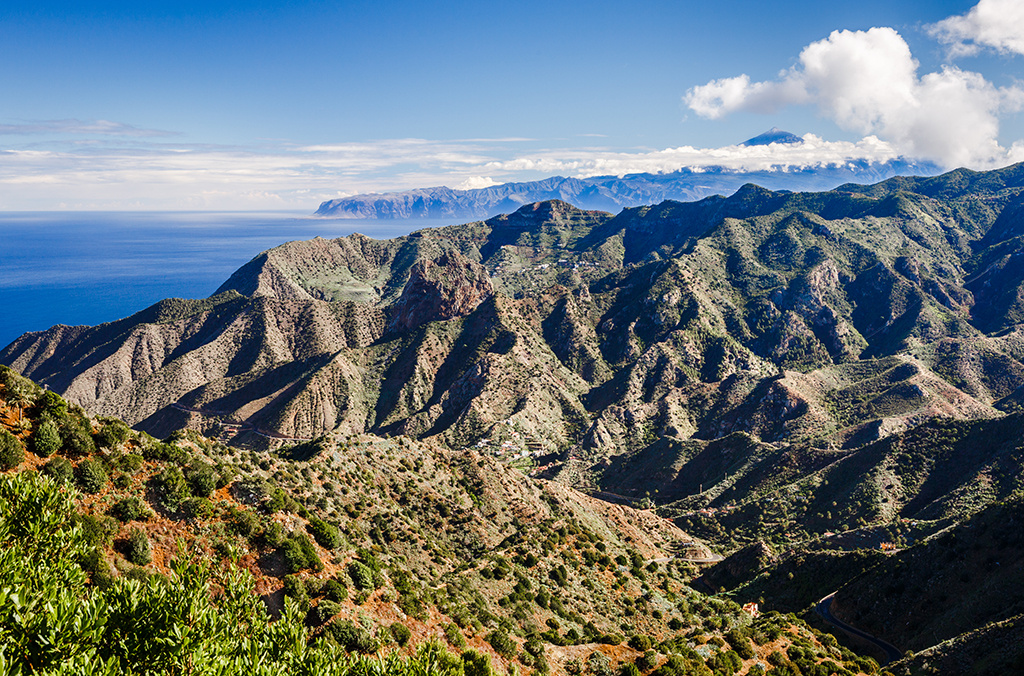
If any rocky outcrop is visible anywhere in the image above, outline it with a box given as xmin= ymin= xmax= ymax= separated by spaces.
xmin=388 ymin=251 xmax=493 ymax=333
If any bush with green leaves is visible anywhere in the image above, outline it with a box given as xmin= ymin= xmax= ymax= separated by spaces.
xmin=96 ymin=420 xmax=130 ymax=449
xmin=151 ymin=465 xmax=189 ymax=508
xmin=0 ymin=428 xmax=25 ymax=471
xmin=60 ymin=414 xmax=95 ymax=457
xmin=37 ymin=390 xmax=68 ymax=419
xmin=347 ymin=560 xmax=375 ymax=591
xmin=110 ymin=496 xmax=151 ymax=522
xmin=619 ymin=662 xmax=642 ymax=676
xmin=186 ymin=461 xmax=218 ymax=498
xmin=485 ymin=628 xmax=516 ymax=657
xmin=75 ymin=513 xmax=120 ymax=547
xmin=726 ymin=628 xmax=756 ymax=660
xmin=75 ymin=458 xmax=108 ymax=494
xmin=307 ymin=516 xmax=343 ymax=549
xmin=323 ymin=577 xmax=348 ymax=603
xmin=309 ymin=599 xmax=343 ymax=626
xmin=181 ymin=497 xmax=215 ymax=521
xmin=230 ymin=508 xmax=262 ymax=539
xmin=325 ymin=619 xmax=379 ymax=654
xmin=282 ymin=574 xmax=309 ymax=610
xmin=637 ymin=650 xmax=658 ymax=671
xmin=462 ymin=649 xmax=493 ymax=676
xmin=124 ymin=527 xmax=152 ymax=566
xmin=444 ymin=623 xmax=466 ymax=650
xmin=281 ymin=532 xmax=322 ymax=573
xmin=42 ymin=456 xmax=74 ymax=484
xmin=32 ymin=417 xmax=61 ymax=457
xmin=390 ymin=622 xmax=412 ymax=647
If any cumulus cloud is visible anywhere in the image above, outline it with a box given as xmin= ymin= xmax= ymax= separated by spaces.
xmin=456 ymin=176 xmax=500 ymax=190
xmin=927 ymin=0 xmax=1024 ymax=57
xmin=684 ymin=24 xmax=1024 ymax=168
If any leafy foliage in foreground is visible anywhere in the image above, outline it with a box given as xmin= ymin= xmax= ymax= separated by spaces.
xmin=0 ymin=471 xmax=474 ymax=676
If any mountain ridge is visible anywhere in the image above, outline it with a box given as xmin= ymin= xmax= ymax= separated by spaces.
xmin=315 ymin=159 xmax=942 ymax=220
xmin=7 ymin=163 xmax=1024 ymax=671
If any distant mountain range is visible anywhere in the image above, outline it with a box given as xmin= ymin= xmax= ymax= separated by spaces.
xmin=315 ymin=130 xmax=940 ymax=219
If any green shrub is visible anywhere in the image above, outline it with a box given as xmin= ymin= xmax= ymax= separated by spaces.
xmin=75 ymin=458 xmax=108 ymax=493
xmin=0 ymin=428 xmax=25 ymax=470
xmin=124 ymin=527 xmax=152 ymax=566
xmin=37 ymin=390 xmax=68 ymax=419
xmin=96 ymin=420 xmax=130 ymax=449
xmin=391 ymin=621 xmax=412 ymax=646
xmin=186 ymin=462 xmax=217 ymax=498
xmin=60 ymin=415 xmax=95 ymax=457
xmin=181 ymin=497 xmax=214 ymax=521
xmin=281 ymin=532 xmax=321 ymax=573
xmin=79 ymin=548 xmax=114 ymax=588
xmin=32 ymin=418 xmax=61 ymax=457
xmin=262 ymin=521 xmax=286 ymax=548
xmin=151 ymin=466 xmax=188 ymax=508
xmin=309 ymin=599 xmax=342 ymax=625
xmin=42 ymin=456 xmax=74 ymax=484
xmin=486 ymin=628 xmax=516 ymax=657
xmin=326 ymin=619 xmax=378 ymax=653
xmin=628 ymin=634 xmax=652 ymax=651
xmin=142 ymin=440 xmax=188 ymax=465
xmin=637 ymin=650 xmax=657 ymax=671
xmin=110 ymin=496 xmax=150 ymax=522
xmin=323 ymin=577 xmax=348 ymax=602
xmin=726 ymin=628 xmax=756 ymax=660
xmin=116 ymin=453 xmax=145 ymax=473
xmin=75 ymin=513 xmax=119 ymax=547
xmin=230 ymin=508 xmax=262 ymax=539
xmin=348 ymin=560 xmax=375 ymax=591
xmin=282 ymin=574 xmax=308 ymax=609
xmin=462 ymin=649 xmax=493 ymax=676
xmin=445 ymin=623 xmax=466 ymax=650
xmin=620 ymin=663 xmax=641 ymax=676
xmin=307 ymin=516 xmax=343 ymax=549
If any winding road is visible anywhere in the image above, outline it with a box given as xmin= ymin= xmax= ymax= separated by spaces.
xmin=815 ymin=592 xmax=903 ymax=666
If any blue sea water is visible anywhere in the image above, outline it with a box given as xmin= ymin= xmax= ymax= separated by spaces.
xmin=0 ymin=211 xmax=447 ymax=350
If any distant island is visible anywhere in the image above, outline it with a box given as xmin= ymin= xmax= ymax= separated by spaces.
xmin=315 ymin=130 xmax=939 ymax=219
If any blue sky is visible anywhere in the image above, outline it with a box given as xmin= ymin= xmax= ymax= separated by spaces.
xmin=1 ymin=0 xmax=1021 ymax=209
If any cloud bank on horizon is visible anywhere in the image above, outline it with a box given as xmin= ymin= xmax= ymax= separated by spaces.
xmin=684 ymin=0 xmax=1024 ymax=169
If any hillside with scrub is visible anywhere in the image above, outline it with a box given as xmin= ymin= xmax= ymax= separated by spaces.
xmin=0 ymin=365 xmax=877 ymax=675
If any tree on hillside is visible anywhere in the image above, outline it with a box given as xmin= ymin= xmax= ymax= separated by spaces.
xmin=8 ymin=388 xmax=32 ymax=424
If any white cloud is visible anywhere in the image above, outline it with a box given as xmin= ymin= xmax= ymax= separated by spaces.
xmin=684 ymin=26 xmax=1024 ymax=168
xmin=685 ymin=74 xmax=808 ymax=119
xmin=927 ymin=0 xmax=1024 ymax=57
xmin=484 ymin=134 xmax=901 ymax=177
xmin=456 ymin=176 xmax=499 ymax=190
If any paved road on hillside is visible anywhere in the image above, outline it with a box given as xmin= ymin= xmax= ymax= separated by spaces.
xmin=815 ymin=592 xmax=903 ymax=665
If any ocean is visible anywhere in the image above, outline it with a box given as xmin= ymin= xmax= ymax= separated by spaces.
xmin=0 ymin=211 xmax=449 ymax=349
